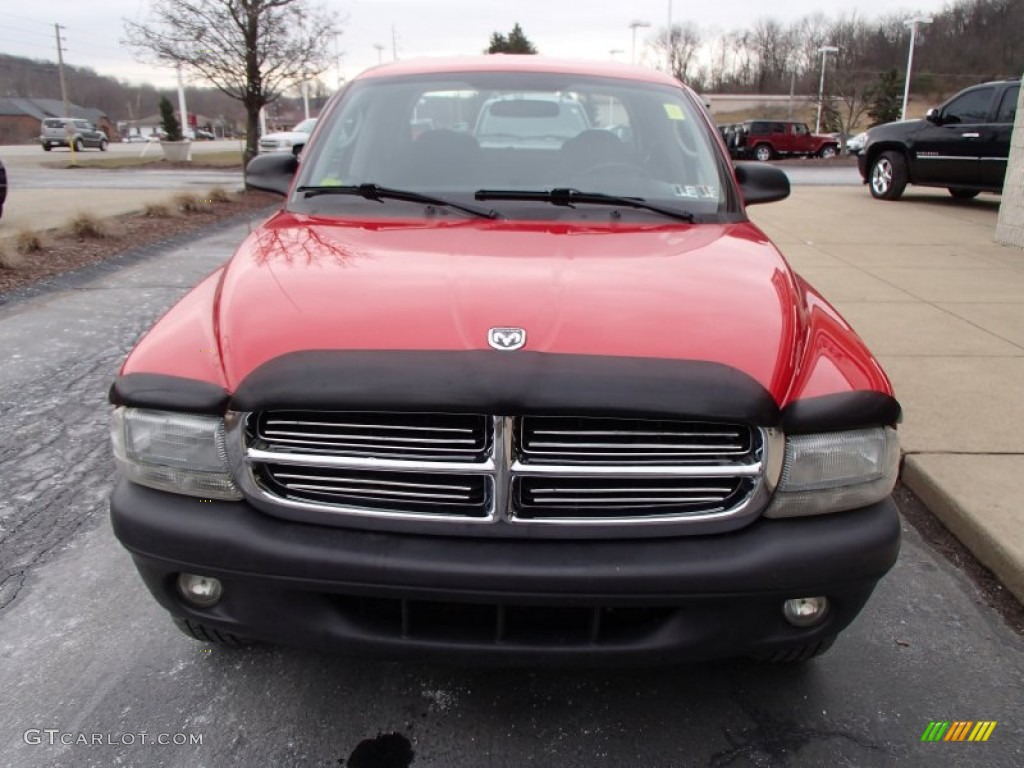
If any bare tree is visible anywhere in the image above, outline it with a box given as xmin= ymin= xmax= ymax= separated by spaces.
xmin=652 ymin=22 xmax=703 ymax=83
xmin=123 ymin=0 xmax=340 ymax=161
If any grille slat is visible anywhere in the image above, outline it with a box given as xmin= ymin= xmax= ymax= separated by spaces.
xmin=258 ymin=463 xmax=490 ymax=516
xmin=515 ymin=476 xmax=749 ymax=518
xmin=254 ymin=411 xmax=489 ymax=460
xmin=519 ymin=416 xmax=752 ymax=465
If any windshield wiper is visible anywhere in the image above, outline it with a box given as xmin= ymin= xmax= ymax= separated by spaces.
xmin=474 ymin=188 xmax=695 ymax=223
xmin=296 ymin=183 xmax=501 ymax=219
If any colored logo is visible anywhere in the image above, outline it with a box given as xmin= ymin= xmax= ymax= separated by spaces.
xmin=487 ymin=327 xmax=527 ymax=351
xmin=921 ymin=721 xmax=997 ymax=742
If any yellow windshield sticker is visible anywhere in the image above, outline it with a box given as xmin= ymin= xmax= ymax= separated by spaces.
xmin=663 ymin=103 xmax=685 ymax=120
xmin=318 ymin=176 xmax=343 ymax=186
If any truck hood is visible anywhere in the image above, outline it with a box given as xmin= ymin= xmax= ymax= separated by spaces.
xmin=212 ymin=212 xmax=802 ymax=399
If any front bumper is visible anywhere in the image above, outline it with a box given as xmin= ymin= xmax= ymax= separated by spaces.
xmin=111 ymin=480 xmax=900 ymax=664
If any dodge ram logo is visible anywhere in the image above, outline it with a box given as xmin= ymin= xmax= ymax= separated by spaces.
xmin=488 ymin=327 xmax=526 ymax=351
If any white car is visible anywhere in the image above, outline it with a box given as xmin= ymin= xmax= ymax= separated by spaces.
xmin=259 ymin=118 xmax=317 ymax=153
xmin=847 ymin=131 xmax=868 ymax=156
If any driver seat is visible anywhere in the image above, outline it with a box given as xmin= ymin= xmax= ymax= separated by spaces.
xmin=557 ymin=130 xmax=631 ymax=182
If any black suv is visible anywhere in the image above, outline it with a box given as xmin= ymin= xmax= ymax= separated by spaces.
xmin=859 ymin=79 xmax=1019 ymax=200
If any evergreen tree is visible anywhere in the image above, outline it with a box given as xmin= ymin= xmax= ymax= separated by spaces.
xmin=158 ymin=95 xmax=182 ymax=141
xmin=486 ymin=23 xmax=538 ymax=54
xmin=867 ymin=69 xmax=903 ymax=126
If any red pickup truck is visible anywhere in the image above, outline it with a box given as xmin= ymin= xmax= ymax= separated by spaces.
xmin=109 ymin=56 xmax=900 ymax=665
xmin=729 ymin=119 xmax=841 ymax=161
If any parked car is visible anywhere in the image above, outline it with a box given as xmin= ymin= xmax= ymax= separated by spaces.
xmin=0 ymin=157 xmax=6 ymax=222
xmin=473 ymin=93 xmax=591 ymax=149
xmin=39 ymin=117 xmax=108 ymax=152
xmin=846 ymin=131 xmax=868 ymax=156
xmin=110 ymin=56 xmax=902 ymax=665
xmin=731 ymin=120 xmax=840 ymax=161
xmin=194 ymin=129 xmax=216 ymax=140
xmin=258 ymin=117 xmax=317 ymax=153
xmin=859 ymin=79 xmax=1019 ymax=200
xmin=121 ymin=134 xmax=147 ymax=144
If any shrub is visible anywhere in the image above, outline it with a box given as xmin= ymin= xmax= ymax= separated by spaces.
xmin=68 ymin=213 xmax=106 ymax=239
xmin=0 ymin=246 xmax=25 ymax=270
xmin=142 ymin=203 xmax=173 ymax=218
xmin=174 ymin=193 xmax=207 ymax=213
xmin=15 ymin=229 xmax=43 ymax=254
xmin=207 ymin=186 xmax=233 ymax=203
xmin=159 ymin=96 xmax=183 ymax=142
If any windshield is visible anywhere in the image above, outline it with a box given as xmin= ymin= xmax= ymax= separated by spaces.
xmin=296 ymin=70 xmax=732 ymax=221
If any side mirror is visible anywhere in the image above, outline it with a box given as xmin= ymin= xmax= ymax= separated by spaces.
xmin=245 ymin=152 xmax=298 ymax=196
xmin=734 ymin=162 xmax=790 ymax=206
xmin=925 ymin=108 xmax=941 ymax=124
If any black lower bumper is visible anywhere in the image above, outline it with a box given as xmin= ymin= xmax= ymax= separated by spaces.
xmin=110 ymin=480 xmax=900 ymax=664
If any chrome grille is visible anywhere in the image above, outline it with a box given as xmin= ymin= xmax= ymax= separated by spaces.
xmin=257 ymin=463 xmax=490 ymax=517
xmin=519 ymin=416 xmax=751 ymax=464
xmin=252 ymin=411 xmax=489 ymax=461
xmin=235 ymin=411 xmax=775 ymax=536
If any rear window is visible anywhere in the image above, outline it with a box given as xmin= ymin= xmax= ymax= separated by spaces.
xmin=43 ymin=119 xmax=65 ymax=128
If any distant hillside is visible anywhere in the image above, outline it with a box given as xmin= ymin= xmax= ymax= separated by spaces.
xmin=0 ymin=53 xmax=246 ymax=125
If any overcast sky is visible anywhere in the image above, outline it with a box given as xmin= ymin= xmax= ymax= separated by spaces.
xmin=1 ymin=0 xmax=951 ymax=90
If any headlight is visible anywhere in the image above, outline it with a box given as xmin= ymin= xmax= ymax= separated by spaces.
xmin=111 ymin=407 xmax=242 ymax=500
xmin=765 ymin=427 xmax=899 ymax=518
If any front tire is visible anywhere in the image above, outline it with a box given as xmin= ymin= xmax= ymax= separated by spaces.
xmin=172 ymin=617 xmax=253 ymax=646
xmin=754 ymin=144 xmax=773 ymax=162
xmin=73 ymin=138 xmax=83 ymax=152
xmin=750 ymin=635 xmax=836 ymax=663
xmin=869 ymin=151 xmax=907 ymax=200
xmin=99 ymin=139 xmax=108 ymax=151
xmin=42 ymin=143 xmax=52 ymax=152
xmin=948 ymin=188 xmax=979 ymax=200
xmin=819 ymin=145 xmax=838 ymax=159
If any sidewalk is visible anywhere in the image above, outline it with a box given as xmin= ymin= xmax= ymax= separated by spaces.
xmin=750 ymin=185 xmax=1024 ymax=603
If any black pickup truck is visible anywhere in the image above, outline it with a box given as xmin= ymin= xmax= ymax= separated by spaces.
xmin=860 ymin=79 xmax=1019 ymax=200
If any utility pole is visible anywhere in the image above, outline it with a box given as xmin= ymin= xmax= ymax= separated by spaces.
xmin=54 ymin=23 xmax=76 ymax=165
xmin=176 ymin=63 xmax=191 ymax=160
xmin=374 ymin=44 xmax=385 ymax=65
xmin=392 ymin=25 xmax=398 ymax=61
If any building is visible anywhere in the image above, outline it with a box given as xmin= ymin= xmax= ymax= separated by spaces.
xmin=0 ymin=98 xmax=113 ymax=144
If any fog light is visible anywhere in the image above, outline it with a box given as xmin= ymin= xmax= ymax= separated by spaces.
xmin=177 ymin=573 xmax=223 ymax=607
xmin=783 ymin=596 xmax=829 ymax=627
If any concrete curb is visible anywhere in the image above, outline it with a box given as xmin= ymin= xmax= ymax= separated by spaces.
xmin=903 ymin=455 xmax=1024 ymax=604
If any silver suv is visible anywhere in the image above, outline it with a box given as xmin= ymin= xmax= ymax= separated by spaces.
xmin=40 ymin=118 xmax=109 ymax=152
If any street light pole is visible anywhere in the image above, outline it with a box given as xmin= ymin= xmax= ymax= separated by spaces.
xmin=901 ymin=17 xmax=932 ymax=121
xmin=666 ymin=0 xmax=673 ymax=73
xmin=815 ymin=45 xmax=839 ymax=134
xmin=629 ymin=20 xmax=651 ymax=64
